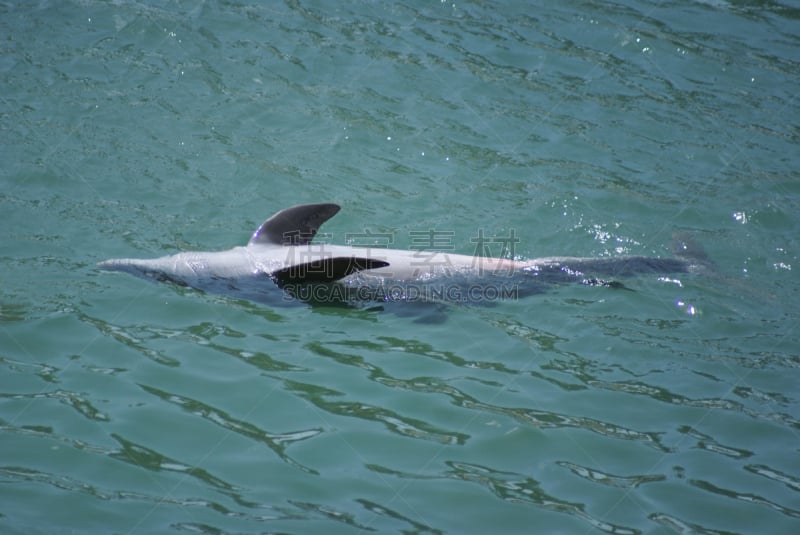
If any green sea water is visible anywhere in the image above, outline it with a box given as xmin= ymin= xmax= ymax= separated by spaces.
xmin=2 ymin=1 xmax=799 ymax=533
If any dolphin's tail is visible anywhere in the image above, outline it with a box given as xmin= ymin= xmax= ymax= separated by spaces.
xmin=670 ymin=232 xmax=712 ymax=273
xmin=518 ymin=234 xmax=711 ymax=288
xmin=543 ymin=234 xmax=711 ymax=278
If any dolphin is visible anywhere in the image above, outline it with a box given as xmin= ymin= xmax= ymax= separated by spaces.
xmin=98 ymin=202 xmax=704 ymax=306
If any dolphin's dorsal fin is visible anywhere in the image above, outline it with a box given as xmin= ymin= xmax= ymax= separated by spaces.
xmin=270 ymin=257 xmax=390 ymax=286
xmin=249 ymin=203 xmax=341 ymax=246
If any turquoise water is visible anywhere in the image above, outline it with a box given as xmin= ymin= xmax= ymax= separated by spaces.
xmin=2 ymin=0 xmax=799 ymax=533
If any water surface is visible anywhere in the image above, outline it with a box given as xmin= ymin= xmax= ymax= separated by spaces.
xmin=2 ymin=1 xmax=799 ymax=533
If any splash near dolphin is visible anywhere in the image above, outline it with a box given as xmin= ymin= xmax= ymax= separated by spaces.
xmin=98 ymin=203 xmax=705 ymax=306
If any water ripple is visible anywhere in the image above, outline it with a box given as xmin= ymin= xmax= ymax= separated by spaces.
xmin=82 ymin=313 xmax=306 ymax=372
xmin=356 ymin=498 xmax=443 ymax=535
xmin=690 ymin=478 xmax=800 ymax=519
xmin=0 ymin=354 xmax=60 ymax=383
xmin=139 ymin=383 xmax=322 ymax=473
xmin=279 ymin=378 xmax=468 ymax=445
xmin=375 ymin=373 xmax=670 ymax=452
xmin=321 ymin=336 xmax=585 ymax=392
xmin=467 ymin=401 xmax=671 ymax=452
xmin=110 ymin=432 xmax=236 ymax=491
xmin=744 ymin=464 xmax=800 ymax=493
xmin=0 ymin=417 xmax=108 ymax=455
xmin=0 ymin=389 xmax=108 ymax=421
xmin=648 ymin=512 xmax=736 ymax=535
xmin=368 ymin=461 xmax=641 ymax=534
xmin=288 ymin=500 xmax=376 ymax=533
xmin=0 ymin=465 xmax=291 ymax=526
xmin=556 ymin=460 xmax=666 ymax=488
xmin=305 ymin=337 xmax=670 ymax=451
xmin=678 ymin=426 xmax=753 ymax=459
xmin=544 ymin=357 xmax=800 ymax=435
xmin=184 ymin=321 xmax=307 ymax=373
xmin=80 ymin=312 xmax=180 ymax=367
